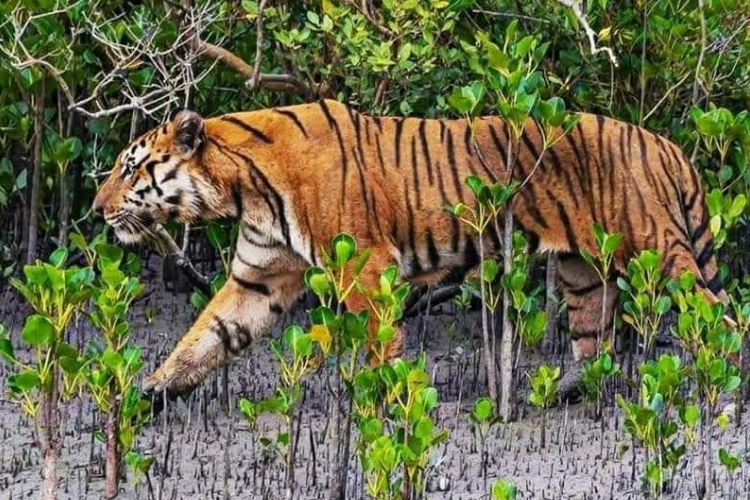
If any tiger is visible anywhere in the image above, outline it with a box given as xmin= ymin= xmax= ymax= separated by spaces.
xmin=92 ymin=99 xmax=727 ymax=401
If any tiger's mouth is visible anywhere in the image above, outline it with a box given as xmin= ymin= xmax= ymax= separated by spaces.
xmin=107 ymin=211 xmax=157 ymax=244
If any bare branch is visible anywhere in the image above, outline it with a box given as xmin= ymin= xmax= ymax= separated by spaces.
xmin=643 ymin=73 xmax=691 ymax=123
xmin=152 ymin=224 xmax=211 ymax=296
xmin=554 ymin=0 xmax=618 ymax=66
xmin=248 ymin=0 xmax=270 ymax=90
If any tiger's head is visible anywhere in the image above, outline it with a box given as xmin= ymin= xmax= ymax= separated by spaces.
xmin=93 ymin=110 xmax=208 ymax=244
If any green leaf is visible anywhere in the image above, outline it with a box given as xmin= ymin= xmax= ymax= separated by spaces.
xmin=0 ymin=337 xmax=15 ymax=363
xmin=12 ymin=370 xmax=41 ymax=391
xmin=22 ymin=315 xmax=54 ymax=347
xmin=49 ymin=247 xmax=68 ymax=268
xmin=101 ymin=348 xmax=124 ymax=373
xmin=472 ymin=397 xmax=493 ymax=421
xmin=332 ymin=233 xmax=357 ymax=267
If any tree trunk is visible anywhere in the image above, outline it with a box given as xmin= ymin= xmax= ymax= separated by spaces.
xmin=26 ymin=83 xmax=44 ymax=264
xmin=499 ymin=208 xmax=515 ymax=419
xmin=105 ymin=389 xmax=120 ymax=499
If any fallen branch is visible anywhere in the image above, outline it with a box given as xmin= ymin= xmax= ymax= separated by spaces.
xmin=555 ymin=0 xmax=618 ymax=66
xmin=404 ymin=285 xmax=463 ymax=318
xmin=152 ymin=224 xmax=212 ymax=296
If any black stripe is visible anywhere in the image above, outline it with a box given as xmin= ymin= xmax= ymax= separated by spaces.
xmin=303 ymin=211 xmax=317 ymax=265
xmin=706 ymin=273 xmax=724 ymax=294
xmin=235 ymin=252 xmax=266 ymax=271
xmin=518 ymin=189 xmax=550 ymax=230
xmin=404 ymin=178 xmax=420 ymax=274
xmin=418 ymin=121 xmax=434 ymax=185
xmin=273 ymin=108 xmax=308 ymax=137
xmin=213 ymin=315 xmax=240 ymax=355
xmin=352 ymin=147 xmax=374 ymax=238
xmin=411 ymin=136 xmax=422 ymax=209
xmin=696 ymin=240 xmax=715 ymax=268
xmin=348 ymin=107 xmax=366 ymax=164
xmin=234 ymin=322 xmax=252 ymax=346
xmin=240 ymin=225 xmax=279 ymax=248
xmin=446 ymin=131 xmax=464 ymax=202
xmin=319 ymin=101 xmax=350 ymax=211
xmin=464 ymin=125 xmax=474 ymax=157
xmin=232 ymin=274 xmax=271 ymax=296
xmin=375 ymin=132 xmax=387 ymax=176
xmin=488 ymin=123 xmax=508 ymax=165
xmin=691 ymin=213 xmax=709 ymax=244
xmin=395 ymin=119 xmax=405 ymax=168
xmin=463 ymin=238 xmax=479 ymax=268
xmin=232 ymin=180 xmax=243 ymax=216
xmin=161 ymin=164 xmax=180 ymax=183
xmin=426 ymin=230 xmax=440 ymax=269
xmin=221 ymin=116 xmax=273 ymax=144
xmin=269 ymin=303 xmax=283 ymax=314
xmin=145 ymin=161 xmax=163 ymax=196
xmin=235 ymin=152 xmax=291 ymax=247
xmin=164 ymin=192 xmax=182 ymax=206
xmin=556 ymin=199 xmax=578 ymax=250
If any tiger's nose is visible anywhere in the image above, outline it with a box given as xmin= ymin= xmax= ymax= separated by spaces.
xmin=92 ymin=198 xmax=104 ymax=218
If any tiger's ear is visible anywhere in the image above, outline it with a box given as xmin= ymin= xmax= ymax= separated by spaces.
xmin=173 ymin=110 xmax=204 ymax=156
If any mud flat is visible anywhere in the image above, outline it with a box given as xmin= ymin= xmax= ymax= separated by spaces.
xmin=1 ymin=282 xmax=749 ymax=500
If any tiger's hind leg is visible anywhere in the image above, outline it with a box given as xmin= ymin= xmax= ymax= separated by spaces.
xmin=556 ymin=254 xmax=619 ymax=401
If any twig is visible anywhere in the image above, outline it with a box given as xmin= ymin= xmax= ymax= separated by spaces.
xmin=345 ymin=0 xmax=394 ymax=36
xmin=555 ymin=0 xmax=618 ymax=66
xmin=692 ymin=0 xmax=707 ymax=105
xmin=642 ymin=74 xmax=690 ymax=123
xmin=471 ymin=8 xmax=550 ymax=24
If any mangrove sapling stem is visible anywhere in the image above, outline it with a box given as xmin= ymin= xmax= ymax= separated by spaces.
xmin=499 ymin=141 xmax=519 ymax=420
xmin=105 ymin=386 xmax=120 ymax=499
xmin=285 ymin=412 xmax=295 ymax=498
xmin=39 ymin=364 xmax=60 ymax=500
xmin=478 ymin=233 xmax=499 ymax=412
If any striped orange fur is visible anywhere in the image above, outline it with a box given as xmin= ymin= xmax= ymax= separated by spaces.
xmin=93 ymin=100 xmax=725 ymax=396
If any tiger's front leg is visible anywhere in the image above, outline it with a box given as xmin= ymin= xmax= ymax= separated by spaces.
xmin=143 ymin=263 xmax=305 ymax=396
